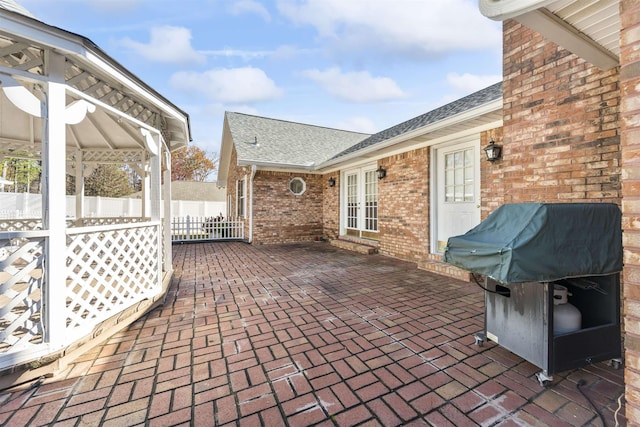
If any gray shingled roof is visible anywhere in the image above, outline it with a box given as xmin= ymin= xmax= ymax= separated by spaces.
xmin=331 ymin=82 xmax=502 ymax=160
xmin=225 ymin=82 xmax=502 ymax=169
xmin=226 ymin=112 xmax=370 ymax=167
xmin=0 ymin=0 xmax=35 ymax=18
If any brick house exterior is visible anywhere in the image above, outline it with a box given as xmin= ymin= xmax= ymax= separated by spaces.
xmin=479 ymin=0 xmax=638 ymax=422
xmin=218 ymin=87 xmax=502 ymax=258
xmin=218 ymin=0 xmax=640 ymax=419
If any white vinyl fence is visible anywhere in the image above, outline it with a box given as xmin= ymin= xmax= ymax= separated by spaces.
xmin=0 ymin=192 xmax=226 ymax=219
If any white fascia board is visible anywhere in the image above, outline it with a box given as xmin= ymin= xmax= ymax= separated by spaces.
xmin=238 ymin=159 xmax=315 ymax=171
xmin=479 ymin=0 xmax=557 ymax=20
xmin=217 ymin=118 xmax=234 ymax=182
xmin=319 ymin=97 xmax=502 ymax=169
xmin=82 ymin=50 xmax=189 ymax=125
xmin=0 ymin=14 xmax=87 ymax=56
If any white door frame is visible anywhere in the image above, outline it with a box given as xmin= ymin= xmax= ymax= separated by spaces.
xmin=430 ymin=137 xmax=481 ymax=254
xmin=340 ymin=163 xmax=379 ymax=239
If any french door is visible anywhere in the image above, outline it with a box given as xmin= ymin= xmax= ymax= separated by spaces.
xmin=343 ymin=165 xmax=379 ymax=240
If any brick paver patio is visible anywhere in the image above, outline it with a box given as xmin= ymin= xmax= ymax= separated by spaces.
xmin=0 ymin=242 xmax=626 ymax=426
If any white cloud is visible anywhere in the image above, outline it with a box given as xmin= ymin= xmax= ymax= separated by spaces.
xmin=198 ymin=45 xmax=319 ymax=61
xmin=120 ymin=26 xmax=206 ymax=64
xmin=170 ymin=67 xmax=284 ymax=103
xmin=277 ymin=0 xmax=501 ymax=59
xmin=87 ymin=0 xmax=142 ymax=12
xmin=446 ymin=72 xmax=502 ymax=93
xmin=228 ymin=0 xmax=271 ymax=22
xmin=335 ymin=116 xmax=378 ymax=134
xmin=302 ymin=67 xmax=406 ymax=103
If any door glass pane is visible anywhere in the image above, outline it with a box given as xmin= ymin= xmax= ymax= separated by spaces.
xmin=347 ymin=174 xmax=358 ymax=229
xmin=444 ymin=148 xmax=475 ymax=203
xmin=364 ymin=170 xmax=378 ymax=231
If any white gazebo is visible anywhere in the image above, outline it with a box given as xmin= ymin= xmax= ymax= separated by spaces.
xmin=0 ymin=4 xmax=191 ymax=380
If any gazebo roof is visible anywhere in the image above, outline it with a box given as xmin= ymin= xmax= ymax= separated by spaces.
xmin=0 ymin=0 xmax=35 ymax=18
xmin=0 ymin=2 xmax=191 ymax=157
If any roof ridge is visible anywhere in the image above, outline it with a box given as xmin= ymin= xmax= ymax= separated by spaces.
xmin=225 ymin=111 xmax=370 ymax=136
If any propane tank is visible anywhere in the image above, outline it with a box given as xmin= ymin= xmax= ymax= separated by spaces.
xmin=553 ymin=284 xmax=581 ymax=335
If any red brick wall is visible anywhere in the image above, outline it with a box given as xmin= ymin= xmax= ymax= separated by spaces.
xmin=499 ymin=15 xmax=631 ymax=420
xmin=620 ymin=0 xmax=640 ymax=423
xmin=252 ymin=171 xmax=324 ymax=244
xmin=480 ymin=127 xmax=504 ymax=219
xmin=486 ymin=20 xmax=621 ymax=209
xmin=378 ymin=148 xmax=431 ymax=262
xmin=323 ymin=173 xmax=340 ymax=240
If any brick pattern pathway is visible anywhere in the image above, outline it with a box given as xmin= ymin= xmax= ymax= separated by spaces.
xmin=0 ymin=242 xmax=626 ymax=426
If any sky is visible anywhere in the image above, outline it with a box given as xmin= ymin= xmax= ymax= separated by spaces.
xmin=19 ymin=0 xmax=503 ymax=166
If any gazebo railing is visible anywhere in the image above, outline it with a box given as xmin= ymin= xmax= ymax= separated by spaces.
xmin=0 ymin=220 xmax=162 ymax=370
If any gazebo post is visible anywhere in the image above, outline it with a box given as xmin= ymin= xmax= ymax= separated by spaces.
xmin=42 ymin=52 xmax=67 ymax=350
xmin=162 ymin=146 xmax=172 ymax=274
xmin=146 ymin=132 xmax=163 ymax=283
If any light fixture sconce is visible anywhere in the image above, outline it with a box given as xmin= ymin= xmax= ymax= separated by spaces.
xmin=483 ymin=139 xmax=502 ymax=162
xmin=376 ymin=166 xmax=387 ymax=180
xmin=328 ymin=177 xmax=336 ymax=187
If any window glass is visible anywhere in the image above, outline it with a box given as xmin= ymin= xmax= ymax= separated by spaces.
xmin=289 ymin=177 xmax=306 ymax=195
xmin=444 ymin=148 xmax=474 ymax=202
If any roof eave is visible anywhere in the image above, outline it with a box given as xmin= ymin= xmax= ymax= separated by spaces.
xmin=319 ymin=97 xmax=503 ymax=169
xmin=479 ymin=0 xmax=619 ymax=70
xmin=238 ymin=159 xmax=316 ymax=171
xmin=479 ymin=0 xmax=556 ymax=20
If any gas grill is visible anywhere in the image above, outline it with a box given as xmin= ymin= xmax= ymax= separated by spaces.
xmin=443 ymin=203 xmax=622 ymax=385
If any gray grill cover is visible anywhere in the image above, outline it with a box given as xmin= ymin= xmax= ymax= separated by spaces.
xmin=443 ymin=203 xmax=622 ymax=283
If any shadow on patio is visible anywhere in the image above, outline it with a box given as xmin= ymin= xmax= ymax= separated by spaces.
xmin=0 ymin=242 xmax=626 ymax=426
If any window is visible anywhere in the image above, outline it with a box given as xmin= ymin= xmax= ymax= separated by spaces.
xmin=236 ymin=178 xmax=245 ymax=217
xmin=444 ymin=148 xmax=474 ymax=202
xmin=289 ymin=177 xmax=306 ymax=195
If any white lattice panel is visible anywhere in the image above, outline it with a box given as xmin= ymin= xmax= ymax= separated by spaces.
xmin=80 ymin=150 xmax=144 ymax=163
xmin=65 ymin=225 xmax=160 ymax=334
xmin=0 ymin=219 xmax=43 ymax=231
xmin=66 ymin=59 xmax=158 ymax=127
xmin=80 ymin=217 xmax=148 ymax=227
xmin=0 ymin=36 xmax=44 ymax=75
xmin=0 ymin=237 xmax=44 ymax=355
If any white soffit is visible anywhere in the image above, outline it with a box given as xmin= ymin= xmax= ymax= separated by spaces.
xmin=479 ymin=0 xmax=620 ymax=70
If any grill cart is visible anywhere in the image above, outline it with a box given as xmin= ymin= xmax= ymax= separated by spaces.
xmin=444 ymin=203 xmax=622 ymax=386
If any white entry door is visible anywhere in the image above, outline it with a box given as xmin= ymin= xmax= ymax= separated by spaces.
xmin=433 ymin=140 xmax=481 ymax=253
xmin=343 ymin=165 xmax=379 ymax=240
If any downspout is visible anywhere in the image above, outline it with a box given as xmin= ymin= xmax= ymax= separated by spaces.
xmin=248 ymin=164 xmax=256 ymax=243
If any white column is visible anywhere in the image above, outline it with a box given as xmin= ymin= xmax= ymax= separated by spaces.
xmin=75 ymin=152 xmax=84 ymax=221
xmin=42 ymin=52 xmax=67 ymax=349
xmin=147 ymin=134 xmax=162 ymax=288
xmin=163 ymin=147 xmax=172 ymax=273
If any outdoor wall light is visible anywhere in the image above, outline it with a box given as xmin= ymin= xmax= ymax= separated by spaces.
xmin=483 ymin=139 xmax=502 ymax=162
xmin=376 ymin=166 xmax=387 ymax=180
xmin=328 ymin=177 xmax=336 ymax=187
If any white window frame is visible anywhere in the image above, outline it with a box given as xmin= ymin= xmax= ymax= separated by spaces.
xmin=289 ymin=177 xmax=306 ymax=195
xmin=340 ymin=163 xmax=379 ymax=238
xmin=236 ymin=178 xmax=246 ymax=218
